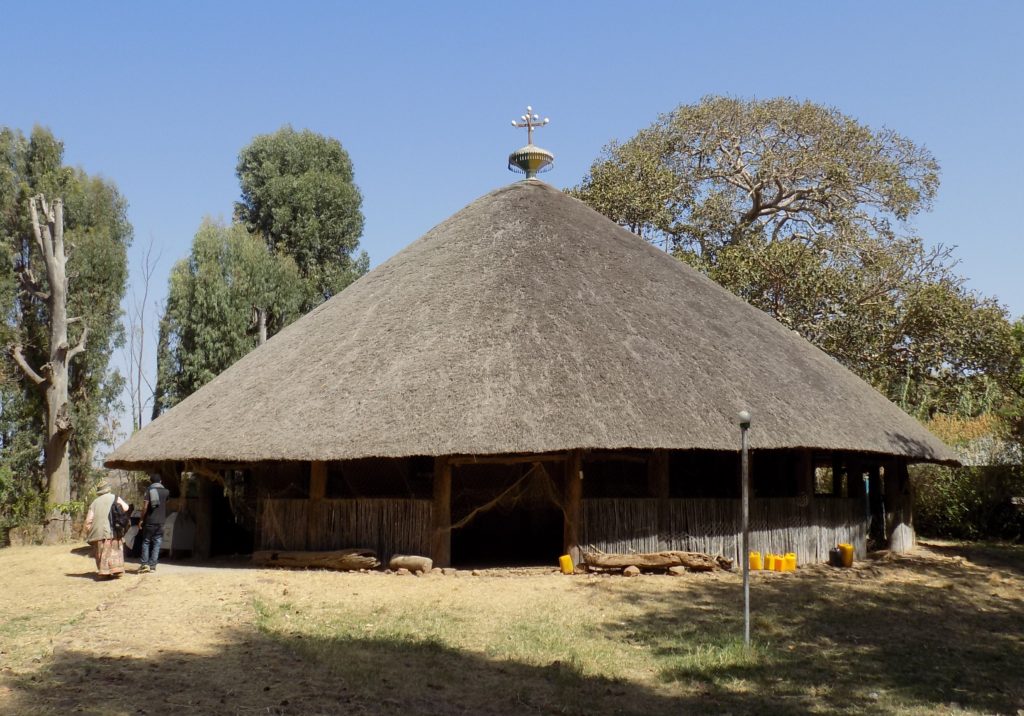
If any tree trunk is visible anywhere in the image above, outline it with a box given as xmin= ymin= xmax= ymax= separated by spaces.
xmin=257 ymin=307 xmax=267 ymax=345
xmin=41 ymin=198 xmax=73 ymax=543
xmin=12 ymin=197 xmax=87 ymax=544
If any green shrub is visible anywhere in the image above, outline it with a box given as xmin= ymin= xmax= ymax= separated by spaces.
xmin=0 ymin=464 xmax=47 ymax=540
xmin=912 ymin=463 xmax=1024 ymax=540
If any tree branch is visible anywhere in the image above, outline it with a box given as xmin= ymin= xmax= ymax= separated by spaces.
xmin=28 ymin=197 xmax=46 ymax=257
xmin=16 ymin=266 xmax=51 ymax=301
xmin=67 ymin=324 xmax=89 ymax=362
xmin=11 ymin=344 xmax=47 ymax=386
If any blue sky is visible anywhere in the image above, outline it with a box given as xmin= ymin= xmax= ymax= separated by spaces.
xmin=1 ymin=1 xmax=1022 ymax=434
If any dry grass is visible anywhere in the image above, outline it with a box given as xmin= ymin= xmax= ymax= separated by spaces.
xmin=0 ymin=541 xmax=1021 ymax=715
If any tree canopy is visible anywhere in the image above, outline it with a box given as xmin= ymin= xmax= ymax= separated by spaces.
xmin=235 ymin=126 xmax=368 ymax=305
xmin=154 ymin=128 xmax=369 ymax=416
xmin=153 ymin=221 xmax=303 ymax=416
xmin=571 ymin=96 xmax=1018 ymax=419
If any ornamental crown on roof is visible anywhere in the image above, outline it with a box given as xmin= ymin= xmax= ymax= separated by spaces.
xmin=508 ymin=105 xmax=554 ymax=178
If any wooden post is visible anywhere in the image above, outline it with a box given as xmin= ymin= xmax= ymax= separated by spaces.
xmin=886 ymin=460 xmax=915 ymax=553
xmin=194 ymin=476 xmax=213 ymax=559
xmin=563 ymin=450 xmax=583 ymax=564
xmin=309 ymin=461 xmax=327 ymax=499
xmin=867 ymin=464 xmax=884 ymax=542
xmin=306 ymin=461 xmax=328 ymax=550
xmin=647 ymin=449 xmax=670 ymax=550
xmin=431 ymin=457 xmax=452 ymax=568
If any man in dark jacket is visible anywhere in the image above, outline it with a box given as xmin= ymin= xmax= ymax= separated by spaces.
xmin=138 ymin=475 xmax=170 ymax=573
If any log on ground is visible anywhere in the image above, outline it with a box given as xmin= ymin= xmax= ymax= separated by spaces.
xmin=251 ymin=548 xmax=380 ymax=571
xmin=583 ymin=550 xmax=731 ymax=572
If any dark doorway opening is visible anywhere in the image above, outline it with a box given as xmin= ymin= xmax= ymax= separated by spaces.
xmin=210 ymin=482 xmax=254 ymax=556
xmin=450 ymin=461 xmax=564 ymax=567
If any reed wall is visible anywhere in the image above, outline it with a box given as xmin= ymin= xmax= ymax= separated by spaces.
xmin=581 ymin=497 xmax=868 ymax=564
xmin=259 ymin=498 xmax=432 ymax=562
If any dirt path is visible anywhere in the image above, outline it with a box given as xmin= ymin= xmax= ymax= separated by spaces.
xmin=0 ymin=548 xmax=278 ymax=714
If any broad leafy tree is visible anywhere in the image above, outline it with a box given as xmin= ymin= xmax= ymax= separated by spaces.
xmin=572 ymin=96 xmax=1017 ymax=418
xmin=235 ymin=126 xmax=368 ymax=305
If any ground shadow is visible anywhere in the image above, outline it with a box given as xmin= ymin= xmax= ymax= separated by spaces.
xmin=923 ymin=541 xmax=1024 ymax=578
xmin=61 ymin=572 xmax=124 ymax=581
xmin=589 ymin=558 xmax=1024 ymax=714
xmin=9 ymin=626 xmax=725 ymax=716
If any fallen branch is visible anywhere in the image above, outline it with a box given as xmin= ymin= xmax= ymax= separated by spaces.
xmin=582 ymin=550 xmax=733 ymax=573
xmin=251 ymin=548 xmax=379 ymax=571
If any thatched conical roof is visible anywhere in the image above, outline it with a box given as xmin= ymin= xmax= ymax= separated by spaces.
xmin=106 ymin=180 xmax=956 ymax=468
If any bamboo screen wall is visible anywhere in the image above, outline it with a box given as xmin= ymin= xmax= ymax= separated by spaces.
xmin=259 ymin=496 xmax=867 ymax=566
xmin=258 ymin=498 xmax=432 ymax=562
xmin=582 ymin=498 xmax=867 ymax=564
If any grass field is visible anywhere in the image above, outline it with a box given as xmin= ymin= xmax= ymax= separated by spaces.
xmin=0 ymin=541 xmax=1021 ymax=715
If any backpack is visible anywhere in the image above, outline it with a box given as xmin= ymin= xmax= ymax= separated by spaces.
xmin=108 ymin=498 xmax=131 ymax=539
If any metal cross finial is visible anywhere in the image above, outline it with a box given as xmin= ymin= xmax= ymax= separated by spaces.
xmin=511 ymin=105 xmax=550 ymax=145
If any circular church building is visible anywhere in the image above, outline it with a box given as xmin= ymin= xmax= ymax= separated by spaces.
xmin=107 ymin=117 xmax=955 ymax=567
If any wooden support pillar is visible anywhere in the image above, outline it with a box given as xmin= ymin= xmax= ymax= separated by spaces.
xmin=647 ymin=449 xmax=670 ymax=550
xmin=868 ymin=464 xmax=884 ymax=542
xmin=431 ymin=457 xmax=452 ymax=568
xmin=309 ymin=461 xmax=328 ymax=499
xmin=194 ymin=476 xmax=213 ymax=560
xmin=563 ymin=450 xmax=583 ymax=564
xmin=886 ymin=460 xmax=915 ymax=553
xmin=306 ymin=461 xmax=328 ymax=550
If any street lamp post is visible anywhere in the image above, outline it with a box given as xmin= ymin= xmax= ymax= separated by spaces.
xmin=738 ymin=409 xmax=752 ymax=647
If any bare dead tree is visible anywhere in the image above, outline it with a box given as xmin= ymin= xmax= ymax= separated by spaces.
xmin=10 ymin=195 xmax=88 ymax=542
xmin=124 ymin=237 xmax=161 ymax=432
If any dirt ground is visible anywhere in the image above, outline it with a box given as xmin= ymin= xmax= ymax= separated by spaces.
xmin=0 ymin=541 xmax=1021 ymax=715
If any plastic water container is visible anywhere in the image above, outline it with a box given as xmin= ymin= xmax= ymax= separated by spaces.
xmin=838 ymin=543 xmax=854 ymax=568
xmin=783 ymin=553 xmax=797 ymax=571
xmin=773 ymin=554 xmax=785 ymax=572
xmin=749 ymin=551 xmax=763 ymax=570
xmin=764 ymin=553 xmax=776 ymax=571
xmin=558 ymin=554 xmax=575 ymax=575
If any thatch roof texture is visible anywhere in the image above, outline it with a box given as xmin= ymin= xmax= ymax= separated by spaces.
xmin=107 ymin=180 xmax=956 ymax=468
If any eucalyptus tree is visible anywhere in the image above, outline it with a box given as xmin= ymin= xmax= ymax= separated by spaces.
xmin=235 ymin=126 xmax=368 ymax=307
xmin=153 ymin=128 xmax=368 ymax=415
xmin=572 ymin=96 xmax=1016 ymax=417
xmin=0 ymin=127 xmax=131 ymax=540
xmin=152 ymin=221 xmax=303 ymax=416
